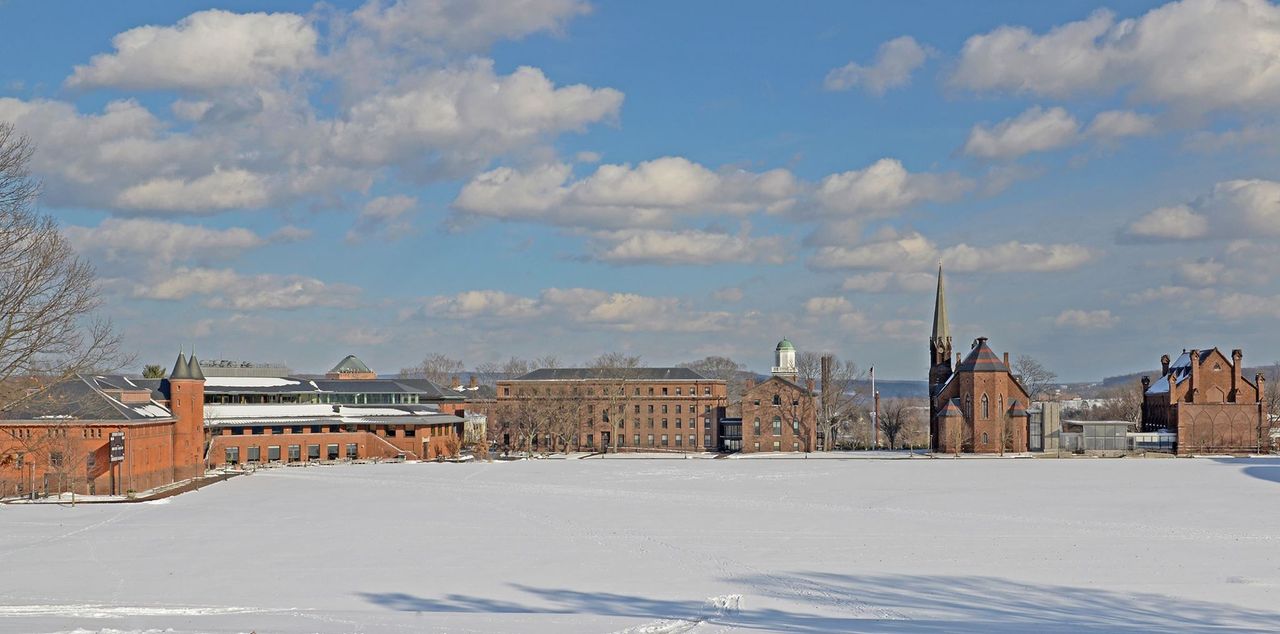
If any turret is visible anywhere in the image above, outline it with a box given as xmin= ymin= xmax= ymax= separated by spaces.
xmin=167 ymin=349 xmax=205 ymax=481
xmin=772 ymin=338 xmax=797 ymax=381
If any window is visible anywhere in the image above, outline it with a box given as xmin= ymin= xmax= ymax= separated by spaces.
xmin=772 ymin=441 xmax=781 ymax=451
xmin=15 ymin=453 xmax=23 ymax=468
xmin=676 ymin=418 xmax=682 ymax=428
xmin=310 ymin=425 xmax=321 ymax=433
xmin=676 ymin=387 xmax=683 ymax=395
xmin=634 ymin=434 xmax=641 ymax=446
xmin=503 ymin=387 xmax=510 ymax=396
xmin=662 ymin=387 xmax=669 ymax=395
xmin=675 ymin=435 xmax=683 ymax=446
xmin=288 ymin=445 xmax=301 ymax=462
xmin=268 ymin=445 xmax=281 ymax=461
xmin=648 ymin=404 xmax=654 ymax=413
xmin=346 ymin=443 xmax=358 ymax=459
xmin=307 ymin=444 xmax=320 ymax=460
xmin=327 ymin=444 xmax=339 ymax=460
xmin=225 ymin=447 xmax=240 ymax=465
xmin=662 ymin=405 xmax=668 ymax=414
xmin=793 ymin=442 xmax=799 ymax=451
xmin=648 ymin=387 xmax=654 ymax=395
xmin=689 ymin=434 xmax=696 ymax=447
xmin=772 ymin=394 xmax=781 ymax=405
xmin=704 ymin=434 xmax=711 ymax=446
xmin=981 ymin=394 xmax=990 ymax=419
xmin=247 ymin=446 xmax=261 ymax=462
xmin=647 ymin=434 xmax=654 ymax=446
xmin=50 ymin=451 xmax=63 ymax=468
xmin=753 ymin=442 xmax=760 ymax=451
xmin=292 ymin=426 xmax=304 ymax=434
xmin=661 ymin=434 xmax=668 ymax=446
xmin=634 ymin=405 xmax=641 ymax=414
xmin=231 ymin=427 xmax=244 ymax=436
xmin=792 ymin=420 xmax=799 ymax=434
xmin=982 ymin=432 xmax=989 ymax=445
xmin=662 ymin=418 xmax=668 ymax=428
xmin=634 ymin=387 xmax=641 ymax=396
xmin=675 ymin=405 xmax=682 ymax=414
xmin=772 ymin=416 xmax=782 ymax=435
xmin=753 ymin=418 xmax=761 ymax=434
xmin=704 ymin=387 xmax=711 ymax=395
xmin=86 ymin=452 xmax=96 ymax=469
xmin=586 ymin=434 xmax=595 ymax=447
xmin=705 ymin=405 xmax=711 ymax=413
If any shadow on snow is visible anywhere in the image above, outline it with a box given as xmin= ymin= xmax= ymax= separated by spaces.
xmin=358 ymin=572 xmax=1280 ymax=633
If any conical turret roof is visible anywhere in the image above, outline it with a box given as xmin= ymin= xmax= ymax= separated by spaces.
xmin=170 ymin=351 xmax=192 ymax=380
xmin=187 ymin=351 xmax=205 ymax=381
xmin=329 ymin=354 xmax=373 ymax=375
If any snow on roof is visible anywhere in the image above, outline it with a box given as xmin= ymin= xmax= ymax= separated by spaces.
xmin=203 ymin=377 xmax=303 ymax=388
xmin=203 ymin=403 xmax=436 ymax=421
xmin=131 ymin=403 xmax=172 ymax=418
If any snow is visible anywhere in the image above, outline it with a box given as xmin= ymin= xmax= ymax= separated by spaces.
xmin=203 ymin=404 xmax=430 ymax=420
xmin=2 ymin=458 xmax=1279 ymax=633
xmin=129 ymin=403 xmax=171 ymax=418
xmin=201 ymin=377 xmax=303 ymax=388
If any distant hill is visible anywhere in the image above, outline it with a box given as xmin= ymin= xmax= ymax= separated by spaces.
xmin=854 ymin=379 xmax=928 ymax=399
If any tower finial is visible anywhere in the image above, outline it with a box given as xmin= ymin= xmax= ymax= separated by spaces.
xmin=932 ymin=264 xmax=949 ymax=345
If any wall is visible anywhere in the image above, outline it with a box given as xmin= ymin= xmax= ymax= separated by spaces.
xmin=739 ymin=379 xmax=817 ymax=453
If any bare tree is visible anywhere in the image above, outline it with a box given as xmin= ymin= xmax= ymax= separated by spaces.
xmin=1068 ymin=383 xmax=1143 ymax=422
xmin=877 ymin=398 xmax=918 ymax=449
xmin=589 ymin=352 xmax=643 ymax=451
xmin=1012 ymin=355 xmax=1058 ymax=402
xmin=399 ymin=353 xmax=466 ymax=385
xmin=795 ymin=352 xmax=864 ymax=450
xmin=1264 ymin=362 xmax=1279 ymax=442
xmin=680 ymin=355 xmax=747 ymax=401
xmin=0 ymin=123 xmax=124 ymax=412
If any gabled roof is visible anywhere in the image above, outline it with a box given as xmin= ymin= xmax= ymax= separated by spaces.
xmin=955 ymin=338 xmax=1007 ymax=373
xmin=329 ymin=354 xmax=373 ymax=375
xmin=1 ymin=375 xmax=174 ymax=422
xmin=512 ymin=367 xmax=714 ymax=381
xmin=745 ymin=374 xmax=814 ymax=395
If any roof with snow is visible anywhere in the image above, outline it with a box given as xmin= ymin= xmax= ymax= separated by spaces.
xmin=1145 ymin=349 xmax=1215 ymax=395
xmin=1 ymin=375 xmax=175 ymax=423
xmin=512 ymin=367 xmax=714 ymax=381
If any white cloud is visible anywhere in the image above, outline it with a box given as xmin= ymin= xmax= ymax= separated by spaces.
xmin=962 ymin=106 xmax=1080 ymax=159
xmin=1086 ymin=110 xmax=1158 ymax=139
xmin=115 ymin=168 xmax=272 ymax=213
xmin=132 ymin=267 xmax=358 ymax=310
xmin=1124 ymin=179 xmax=1280 ymax=241
xmin=421 ymin=286 xmax=735 ymax=333
xmin=64 ymin=218 xmax=267 ymax=265
xmin=588 ymin=227 xmax=788 ymax=265
xmin=346 ymin=195 xmax=418 ymax=243
xmin=841 ymin=271 xmax=936 ymax=293
xmin=1176 ymin=259 xmax=1228 ymax=287
xmin=812 ymin=229 xmax=1092 ymax=273
xmin=1054 ymin=309 xmax=1118 ymax=329
xmin=454 ymin=157 xmax=797 ymax=228
xmin=712 ymin=287 xmax=744 ymax=303
xmin=67 ymin=10 xmax=317 ymax=91
xmin=814 ymin=158 xmax=972 ymax=217
xmin=824 ymin=36 xmax=933 ymax=95
xmin=804 ymin=296 xmax=853 ymax=316
xmin=951 ymin=0 xmax=1280 ymax=114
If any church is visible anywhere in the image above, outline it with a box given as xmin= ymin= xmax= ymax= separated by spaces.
xmin=927 ymin=266 xmax=1031 ymax=454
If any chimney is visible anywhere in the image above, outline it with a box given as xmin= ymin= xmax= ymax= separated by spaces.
xmin=745 ymin=377 xmax=756 ymax=391
xmin=1160 ymin=354 xmax=1171 ymax=376
xmin=450 ymin=375 xmax=461 ymax=389
xmin=1188 ymin=349 xmax=1200 ymax=402
xmin=1141 ymin=376 xmax=1150 ymax=392
xmin=955 ymin=352 xmax=962 ymax=366
xmin=1231 ymin=349 xmax=1243 ymax=401
xmin=468 ymin=375 xmax=478 ymax=389
xmin=1256 ymin=373 xmax=1265 ymax=404
xmin=1003 ymin=352 xmax=1010 ymax=368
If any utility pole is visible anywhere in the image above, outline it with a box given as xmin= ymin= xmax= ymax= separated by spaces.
xmin=870 ymin=366 xmax=878 ymax=449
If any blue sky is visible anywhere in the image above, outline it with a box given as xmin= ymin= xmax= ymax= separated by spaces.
xmin=2 ymin=0 xmax=1279 ymax=380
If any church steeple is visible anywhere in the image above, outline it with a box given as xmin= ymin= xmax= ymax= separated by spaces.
xmin=931 ymin=264 xmax=950 ymax=349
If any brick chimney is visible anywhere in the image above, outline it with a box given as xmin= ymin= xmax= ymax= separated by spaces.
xmin=1160 ymin=354 xmax=1171 ymax=376
xmin=468 ymin=375 xmax=478 ymax=389
xmin=1003 ymin=352 xmax=1010 ymax=368
xmin=1257 ymin=373 xmax=1266 ymax=404
xmin=1231 ymin=349 xmax=1243 ymax=401
xmin=1141 ymin=376 xmax=1150 ymax=393
xmin=450 ymin=375 xmax=461 ymax=389
xmin=745 ymin=377 xmax=756 ymax=391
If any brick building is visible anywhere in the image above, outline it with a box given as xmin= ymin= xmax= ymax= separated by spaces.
xmin=1140 ymin=348 xmax=1269 ymax=454
xmin=495 ymin=368 xmax=728 ymax=452
xmin=928 ymin=267 xmax=1031 ymax=454
xmin=736 ymin=375 xmax=818 ymax=453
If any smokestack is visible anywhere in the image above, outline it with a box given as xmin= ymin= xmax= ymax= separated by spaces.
xmin=1232 ymin=349 xmax=1243 ymax=401
xmin=1161 ymin=354 xmax=1171 ymax=376
xmin=1003 ymin=352 xmax=1010 ymax=368
xmin=468 ymin=375 xmax=478 ymax=389
xmin=1188 ymin=350 xmax=1200 ymax=401
xmin=1256 ymin=373 xmax=1266 ymax=404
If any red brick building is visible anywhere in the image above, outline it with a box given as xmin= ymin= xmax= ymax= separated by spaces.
xmin=928 ymin=267 xmax=1031 ymax=454
xmin=1140 ymin=348 xmax=1269 ymax=454
xmin=737 ymin=375 xmax=818 ymax=453
xmin=495 ymin=368 xmax=728 ymax=452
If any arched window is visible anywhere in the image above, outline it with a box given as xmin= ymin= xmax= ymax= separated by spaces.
xmin=981 ymin=394 xmax=990 ymax=419
xmin=772 ymin=394 xmax=781 ymax=405
xmin=982 ymin=432 xmax=989 ymax=444
xmin=772 ymin=416 xmax=782 ymax=435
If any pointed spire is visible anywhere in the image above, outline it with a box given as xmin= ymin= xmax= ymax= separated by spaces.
xmin=170 ymin=349 xmax=192 ymax=380
xmin=932 ymin=264 xmax=950 ymax=345
xmin=187 ymin=347 xmax=205 ymax=381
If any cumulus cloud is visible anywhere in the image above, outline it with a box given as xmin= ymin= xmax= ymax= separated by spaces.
xmin=133 ymin=267 xmax=359 ymax=310
xmin=824 ymin=36 xmax=933 ymax=95
xmin=841 ymin=271 xmax=936 ymax=293
xmin=421 ymin=287 xmax=735 ymax=333
xmin=1176 ymin=259 xmax=1228 ymax=287
xmin=950 ymin=0 xmax=1280 ymax=114
xmin=587 ymin=227 xmax=788 ymax=265
xmin=64 ymin=218 xmax=268 ymax=265
xmin=453 ymin=157 xmax=797 ymax=228
xmin=811 ymin=228 xmax=1091 ymax=273
xmin=963 ymin=106 xmax=1080 ymax=159
xmin=351 ymin=0 xmax=591 ymax=53
xmin=814 ymin=158 xmax=973 ymax=217
xmin=115 ymin=168 xmax=272 ymax=213
xmin=1054 ymin=309 xmax=1118 ymax=329
xmin=1086 ymin=110 xmax=1158 ymax=139
xmin=1123 ymin=179 xmax=1280 ymax=241
xmin=346 ymin=195 xmax=418 ymax=243
xmin=804 ymin=296 xmax=854 ymax=315
xmin=67 ymin=10 xmax=317 ymax=91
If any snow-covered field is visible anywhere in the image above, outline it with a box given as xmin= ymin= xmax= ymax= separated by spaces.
xmin=2 ymin=457 xmax=1279 ymax=633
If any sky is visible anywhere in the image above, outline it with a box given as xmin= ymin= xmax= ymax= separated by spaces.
xmin=2 ymin=0 xmax=1279 ymax=381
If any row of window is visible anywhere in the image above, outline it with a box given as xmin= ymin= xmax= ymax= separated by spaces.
xmin=224 ymin=443 xmax=360 ymax=464
xmin=751 ymin=395 xmax=801 ymax=407
xmin=505 ymin=385 xmax=717 ymax=397
xmin=591 ymin=403 xmax=713 ymax=415
xmin=583 ymin=433 xmax=712 ymax=448
xmin=224 ymin=425 xmax=442 ymax=438
xmin=750 ymin=417 xmax=801 ymax=435
xmin=206 ymin=393 xmax=424 ymax=405
xmin=750 ymin=441 xmax=800 ymax=452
